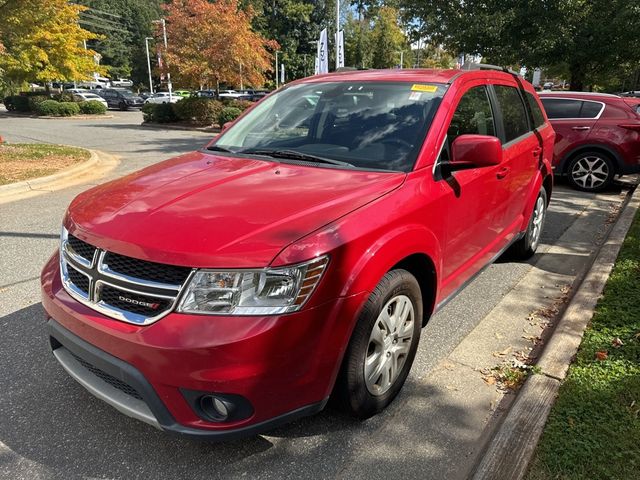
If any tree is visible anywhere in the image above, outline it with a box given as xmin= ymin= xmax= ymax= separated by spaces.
xmin=400 ymin=0 xmax=640 ymax=90
xmin=0 ymin=0 xmax=103 ymax=88
xmin=370 ymin=6 xmax=406 ymax=69
xmin=162 ymin=0 xmax=278 ymax=90
xmin=78 ymin=1 xmax=162 ymax=85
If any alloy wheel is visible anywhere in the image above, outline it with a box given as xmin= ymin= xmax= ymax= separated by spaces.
xmin=529 ymin=195 xmax=545 ymax=251
xmin=364 ymin=295 xmax=415 ymax=396
xmin=571 ymin=156 xmax=609 ymax=190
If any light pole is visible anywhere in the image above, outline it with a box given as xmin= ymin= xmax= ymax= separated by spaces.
xmin=335 ymin=0 xmax=340 ymax=70
xmin=398 ymin=50 xmax=404 ymax=69
xmin=239 ymin=63 xmax=243 ymax=91
xmin=275 ymin=51 xmax=279 ymax=89
xmin=153 ymin=19 xmax=172 ymax=98
xmin=145 ymin=37 xmax=154 ymax=94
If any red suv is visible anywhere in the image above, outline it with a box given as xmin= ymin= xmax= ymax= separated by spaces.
xmin=539 ymin=91 xmax=640 ymax=191
xmin=42 ymin=67 xmax=554 ymax=439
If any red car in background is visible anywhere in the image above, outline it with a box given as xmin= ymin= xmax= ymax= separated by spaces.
xmin=42 ymin=67 xmax=554 ymax=439
xmin=539 ymin=91 xmax=640 ymax=191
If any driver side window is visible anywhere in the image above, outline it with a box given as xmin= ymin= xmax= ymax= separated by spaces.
xmin=440 ymin=86 xmax=496 ymax=162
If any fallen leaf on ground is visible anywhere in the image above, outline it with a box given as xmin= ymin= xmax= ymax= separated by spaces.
xmin=612 ymin=337 xmax=624 ymax=348
xmin=483 ymin=376 xmax=496 ymax=385
xmin=492 ymin=346 xmax=513 ymax=358
xmin=595 ymin=350 xmax=608 ymax=361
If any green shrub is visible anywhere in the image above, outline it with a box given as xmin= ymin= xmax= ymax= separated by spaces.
xmin=141 ymin=102 xmax=156 ymax=122
xmin=227 ymin=99 xmax=253 ymax=111
xmin=52 ymin=92 xmax=75 ymax=103
xmin=78 ymin=100 xmax=107 ymax=115
xmin=4 ymin=95 xmax=30 ymax=112
xmin=172 ymin=97 xmax=223 ymax=125
xmin=28 ymin=95 xmax=52 ymax=112
xmin=141 ymin=102 xmax=177 ymax=123
xmin=35 ymin=100 xmax=80 ymax=116
xmin=34 ymin=100 xmax=60 ymax=115
xmin=217 ymin=107 xmax=242 ymax=127
xmin=57 ymin=102 xmax=80 ymax=116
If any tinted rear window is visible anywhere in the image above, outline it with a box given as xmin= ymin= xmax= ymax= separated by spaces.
xmin=494 ymin=85 xmax=530 ymax=142
xmin=579 ymin=101 xmax=603 ymax=118
xmin=541 ymin=98 xmax=582 ymax=118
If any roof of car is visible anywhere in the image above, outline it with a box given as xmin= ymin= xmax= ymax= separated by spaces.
xmin=294 ymin=68 xmax=526 ymax=86
xmin=539 ymin=91 xmax=620 ymax=99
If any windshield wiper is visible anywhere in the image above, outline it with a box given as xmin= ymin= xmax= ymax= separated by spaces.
xmin=238 ymin=148 xmax=354 ymax=167
xmin=206 ymin=145 xmax=234 ymax=153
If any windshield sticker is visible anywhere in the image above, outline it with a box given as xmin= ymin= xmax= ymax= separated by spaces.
xmin=408 ymin=91 xmax=422 ymax=101
xmin=411 ymin=84 xmax=438 ymax=93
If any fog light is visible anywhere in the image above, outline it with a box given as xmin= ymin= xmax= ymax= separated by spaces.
xmin=200 ymin=395 xmax=233 ymax=421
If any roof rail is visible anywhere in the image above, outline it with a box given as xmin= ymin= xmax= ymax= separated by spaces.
xmin=461 ymin=62 xmax=520 ymax=76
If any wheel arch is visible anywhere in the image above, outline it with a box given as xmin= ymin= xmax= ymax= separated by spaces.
xmin=391 ymin=253 xmax=437 ymax=327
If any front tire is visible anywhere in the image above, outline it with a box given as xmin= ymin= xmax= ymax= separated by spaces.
xmin=567 ymin=152 xmax=614 ymax=192
xmin=333 ymin=269 xmax=422 ymax=418
xmin=512 ymin=187 xmax=547 ymax=259
xmin=118 ymin=101 xmax=127 ymax=111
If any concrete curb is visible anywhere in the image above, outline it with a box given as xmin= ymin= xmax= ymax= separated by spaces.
xmin=471 ymin=183 xmax=640 ymax=480
xmin=0 ymin=112 xmax=114 ymax=120
xmin=0 ymin=148 xmax=119 ymax=203
xmin=139 ymin=122 xmax=220 ymax=133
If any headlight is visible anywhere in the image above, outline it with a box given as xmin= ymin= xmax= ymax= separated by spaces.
xmin=177 ymin=255 xmax=329 ymax=315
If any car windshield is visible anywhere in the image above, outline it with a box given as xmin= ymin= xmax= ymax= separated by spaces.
xmin=119 ymin=90 xmax=134 ymax=97
xmin=214 ymin=81 xmax=446 ymax=172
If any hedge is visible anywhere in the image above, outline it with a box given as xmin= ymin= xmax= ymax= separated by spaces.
xmin=3 ymin=95 xmax=30 ymax=112
xmin=217 ymin=107 xmax=242 ymax=127
xmin=172 ymin=97 xmax=223 ymax=125
xmin=141 ymin=102 xmax=177 ymax=123
xmin=78 ymin=100 xmax=107 ymax=115
xmin=35 ymin=100 xmax=80 ymax=116
xmin=27 ymin=95 xmax=52 ymax=112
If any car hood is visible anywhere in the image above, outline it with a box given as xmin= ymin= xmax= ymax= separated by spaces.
xmin=66 ymin=151 xmax=405 ymax=268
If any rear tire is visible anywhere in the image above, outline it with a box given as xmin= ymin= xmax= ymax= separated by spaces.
xmin=512 ymin=187 xmax=547 ymax=259
xmin=566 ymin=152 xmax=614 ymax=192
xmin=333 ymin=269 xmax=422 ymax=418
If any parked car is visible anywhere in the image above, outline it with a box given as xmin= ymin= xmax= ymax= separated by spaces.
xmin=543 ymin=82 xmax=554 ymax=90
xmin=72 ymin=92 xmax=108 ymax=109
xmin=77 ymin=76 xmax=111 ymax=89
xmin=144 ymin=92 xmax=182 ymax=104
xmin=94 ymin=88 xmax=144 ymax=110
xmin=111 ymin=78 xmax=134 ymax=88
xmin=218 ymin=89 xmax=244 ymax=99
xmin=619 ymin=91 xmax=640 ymax=98
xmin=42 ymin=66 xmax=554 ymax=439
xmin=539 ymin=91 xmax=640 ymax=191
xmin=138 ymin=91 xmax=153 ymax=100
xmin=193 ymin=90 xmax=216 ymax=98
xmin=64 ymin=88 xmax=90 ymax=95
xmin=622 ymin=96 xmax=640 ymax=114
xmin=173 ymin=90 xmax=191 ymax=98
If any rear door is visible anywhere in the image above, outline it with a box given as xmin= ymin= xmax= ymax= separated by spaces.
xmin=491 ymin=85 xmax=540 ymax=235
xmin=540 ymin=97 xmax=602 ymax=167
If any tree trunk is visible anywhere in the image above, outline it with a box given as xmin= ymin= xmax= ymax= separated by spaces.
xmin=569 ymin=64 xmax=585 ymax=91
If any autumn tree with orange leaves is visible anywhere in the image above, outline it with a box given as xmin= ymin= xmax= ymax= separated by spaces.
xmin=161 ymin=0 xmax=278 ymax=90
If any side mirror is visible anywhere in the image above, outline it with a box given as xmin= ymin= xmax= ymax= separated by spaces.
xmin=451 ymin=134 xmax=503 ymax=168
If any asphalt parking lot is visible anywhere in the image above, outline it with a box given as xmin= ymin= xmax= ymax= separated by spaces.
xmin=0 ymin=111 xmax=634 ymax=479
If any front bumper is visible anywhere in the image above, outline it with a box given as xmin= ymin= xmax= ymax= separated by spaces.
xmin=41 ymin=253 xmax=367 ymax=439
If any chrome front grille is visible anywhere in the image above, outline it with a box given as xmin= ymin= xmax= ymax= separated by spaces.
xmin=60 ymin=229 xmax=194 ymax=325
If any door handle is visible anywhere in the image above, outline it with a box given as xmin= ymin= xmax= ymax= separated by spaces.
xmin=497 ymin=166 xmax=510 ymax=179
xmin=571 ymin=126 xmax=590 ymax=131
xmin=532 ymin=147 xmax=542 ymax=156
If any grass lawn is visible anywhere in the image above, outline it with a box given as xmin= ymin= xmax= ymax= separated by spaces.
xmin=527 ymin=208 xmax=640 ymax=480
xmin=0 ymin=143 xmax=90 ymax=185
